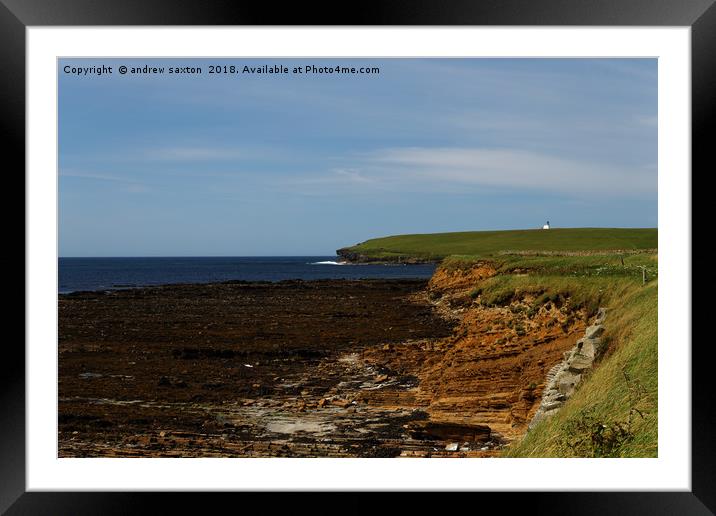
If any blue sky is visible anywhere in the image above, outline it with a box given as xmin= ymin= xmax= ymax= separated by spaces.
xmin=59 ymin=58 xmax=657 ymax=257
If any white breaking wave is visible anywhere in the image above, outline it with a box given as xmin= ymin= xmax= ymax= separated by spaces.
xmin=310 ymin=260 xmax=347 ymax=265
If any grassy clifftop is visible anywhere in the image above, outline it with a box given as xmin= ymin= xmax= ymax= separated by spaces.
xmin=337 ymin=228 xmax=657 ymax=263
xmin=449 ymin=253 xmax=658 ymax=457
xmin=440 ymin=252 xmax=657 ymax=457
xmin=341 ymin=227 xmax=658 ymax=457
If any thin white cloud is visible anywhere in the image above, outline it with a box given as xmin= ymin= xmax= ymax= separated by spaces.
xmin=285 ymin=146 xmax=656 ymax=199
xmin=365 ymin=147 xmax=655 ymax=196
xmin=143 ymin=147 xmax=244 ymax=161
xmin=60 ymin=170 xmax=140 ymax=183
xmin=286 ymin=168 xmax=377 ymax=186
xmin=60 ymin=170 xmax=150 ymax=193
xmin=332 ymin=168 xmax=374 ymax=184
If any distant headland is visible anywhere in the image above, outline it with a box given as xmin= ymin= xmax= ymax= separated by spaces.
xmin=337 ymin=227 xmax=658 ymax=264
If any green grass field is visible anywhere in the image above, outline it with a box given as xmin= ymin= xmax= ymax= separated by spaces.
xmin=339 ymin=228 xmax=657 ymax=261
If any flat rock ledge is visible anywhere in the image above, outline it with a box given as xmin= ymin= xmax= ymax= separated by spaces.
xmin=527 ymin=308 xmax=608 ymax=431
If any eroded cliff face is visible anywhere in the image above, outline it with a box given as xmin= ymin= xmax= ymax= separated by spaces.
xmin=357 ymin=263 xmax=588 ymax=447
xmin=428 ymin=262 xmax=498 ymax=289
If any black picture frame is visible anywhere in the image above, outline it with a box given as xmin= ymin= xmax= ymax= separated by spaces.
xmin=4 ymin=0 xmax=711 ymax=513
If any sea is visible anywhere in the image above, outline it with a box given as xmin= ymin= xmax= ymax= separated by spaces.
xmin=58 ymin=257 xmax=437 ymax=294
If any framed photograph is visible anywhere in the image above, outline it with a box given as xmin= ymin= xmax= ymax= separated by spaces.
xmin=6 ymin=0 xmax=711 ymax=512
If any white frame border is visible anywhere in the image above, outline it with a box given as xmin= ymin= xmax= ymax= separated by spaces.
xmin=27 ymin=26 xmax=690 ymax=491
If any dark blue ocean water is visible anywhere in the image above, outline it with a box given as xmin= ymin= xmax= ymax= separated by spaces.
xmin=58 ymin=257 xmax=437 ymax=294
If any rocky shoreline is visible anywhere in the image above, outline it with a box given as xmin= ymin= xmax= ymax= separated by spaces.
xmin=59 ymin=279 xmax=478 ymax=458
xmin=58 ymin=266 xmax=601 ymax=458
xmin=335 ymin=248 xmax=437 ymax=264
